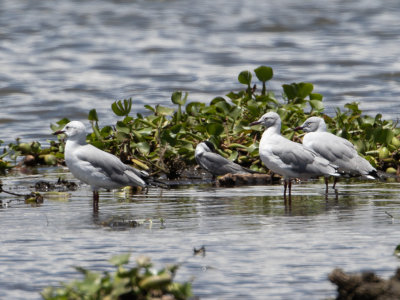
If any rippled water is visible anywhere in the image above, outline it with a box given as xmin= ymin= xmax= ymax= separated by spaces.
xmin=1 ymin=0 xmax=400 ymax=143
xmin=1 ymin=0 xmax=400 ymax=299
xmin=1 ymin=168 xmax=400 ymax=299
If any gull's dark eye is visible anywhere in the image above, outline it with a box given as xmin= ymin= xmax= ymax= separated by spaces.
xmin=65 ymin=126 xmax=70 ymax=130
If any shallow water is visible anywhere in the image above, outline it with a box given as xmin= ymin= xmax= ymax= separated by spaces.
xmin=1 ymin=0 xmax=400 ymax=144
xmin=1 ymin=168 xmax=399 ymax=299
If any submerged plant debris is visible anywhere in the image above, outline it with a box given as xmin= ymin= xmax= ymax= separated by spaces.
xmin=35 ymin=178 xmax=78 ymax=192
xmin=99 ymin=217 xmax=152 ymax=229
xmin=329 ymin=268 xmax=400 ymax=300
xmin=0 ymin=180 xmax=44 ymax=204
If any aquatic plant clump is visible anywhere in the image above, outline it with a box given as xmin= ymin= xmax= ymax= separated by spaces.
xmin=41 ymin=254 xmax=193 ymax=300
xmin=2 ymin=66 xmax=400 ymax=177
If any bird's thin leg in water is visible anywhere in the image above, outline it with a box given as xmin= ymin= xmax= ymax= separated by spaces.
xmin=93 ymin=191 xmax=99 ymax=212
xmin=332 ymin=177 xmax=338 ymax=189
xmin=284 ymin=179 xmax=292 ymax=206
xmin=325 ymin=177 xmax=329 ymax=193
xmin=284 ymin=180 xmax=287 ymax=198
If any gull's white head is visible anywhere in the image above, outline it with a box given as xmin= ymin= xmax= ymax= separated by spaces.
xmin=195 ymin=141 xmax=216 ymax=156
xmin=53 ymin=121 xmax=87 ymax=141
xmin=297 ymin=117 xmax=327 ymax=133
xmin=250 ymin=112 xmax=281 ymax=129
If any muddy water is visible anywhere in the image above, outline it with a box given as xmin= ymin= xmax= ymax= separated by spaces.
xmin=1 ymin=168 xmax=399 ymax=299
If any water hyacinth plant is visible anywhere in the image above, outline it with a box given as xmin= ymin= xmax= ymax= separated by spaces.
xmin=41 ymin=253 xmax=192 ymax=300
xmin=2 ymin=66 xmax=400 ymax=177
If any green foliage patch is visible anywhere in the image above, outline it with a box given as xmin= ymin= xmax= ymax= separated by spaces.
xmin=41 ymin=254 xmax=192 ymax=300
xmin=2 ymin=66 xmax=400 ymax=177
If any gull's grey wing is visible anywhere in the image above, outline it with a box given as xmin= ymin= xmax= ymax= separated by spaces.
xmin=305 ymin=132 xmax=356 ymax=163
xmin=197 ymin=152 xmax=250 ymax=176
xmin=270 ymin=140 xmax=337 ymax=177
xmin=77 ymin=145 xmax=146 ymax=187
xmin=272 ymin=142 xmax=314 ymax=167
xmin=126 ymin=165 xmax=149 ymax=179
xmin=305 ymin=133 xmax=378 ymax=177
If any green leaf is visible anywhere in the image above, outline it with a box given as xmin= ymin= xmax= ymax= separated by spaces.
xmin=88 ymin=109 xmax=98 ymax=122
xmin=186 ymin=102 xmax=205 ymax=116
xmin=297 ymin=82 xmax=314 ymax=99
xmin=344 ymin=102 xmax=361 ymax=115
xmin=144 ymin=105 xmax=156 ymax=113
xmin=136 ymin=141 xmax=150 ymax=155
xmin=170 ymin=124 xmax=182 ymax=134
xmin=254 ymin=66 xmax=273 ymax=82
xmin=283 ymin=82 xmax=314 ymax=100
xmin=109 ymin=253 xmax=131 ymax=267
xmin=373 ymin=128 xmax=394 ymax=146
xmin=246 ymin=99 xmax=261 ymax=116
xmin=116 ymin=121 xmax=130 ymax=134
xmin=394 ymin=244 xmax=400 ymax=257
xmin=228 ymin=150 xmax=238 ymax=161
xmin=177 ymin=143 xmax=194 ymax=155
xmin=171 ymin=91 xmax=188 ymax=106
xmin=310 ymin=93 xmax=323 ymax=101
xmin=50 ymin=118 xmax=70 ymax=131
xmin=161 ymin=130 xmax=177 ymax=146
xmin=211 ymin=97 xmax=231 ymax=114
xmin=282 ymin=84 xmax=296 ymax=100
xmin=156 ymin=105 xmax=174 ymax=116
xmin=100 ymin=125 xmax=113 ymax=137
xmin=137 ymin=127 xmax=154 ymax=136
xmin=206 ymin=123 xmax=224 ymax=136
xmin=238 ymin=70 xmax=252 ymax=86
xmin=229 ymin=106 xmax=242 ymax=120
xmin=112 ymin=99 xmax=132 ymax=116
xmin=309 ymin=99 xmax=324 ymax=111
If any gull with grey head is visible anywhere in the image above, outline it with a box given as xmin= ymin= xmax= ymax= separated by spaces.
xmin=250 ymin=112 xmax=340 ymax=197
xmin=195 ymin=141 xmax=256 ymax=178
xmin=53 ymin=121 xmax=153 ymax=211
xmin=295 ymin=116 xmax=379 ymax=188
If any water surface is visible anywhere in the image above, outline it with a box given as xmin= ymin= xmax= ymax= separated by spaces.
xmin=0 ymin=0 xmax=400 ymax=143
xmin=1 ymin=169 xmax=399 ymax=299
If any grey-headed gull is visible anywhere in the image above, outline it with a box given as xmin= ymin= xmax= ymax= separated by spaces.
xmin=53 ymin=121 xmax=151 ymax=210
xmin=195 ymin=141 xmax=256 ymax=178
xmin=250 ymin=112 xmax=339 ymax=197
xmin=295 ymin=116 xmax=379 ymax=188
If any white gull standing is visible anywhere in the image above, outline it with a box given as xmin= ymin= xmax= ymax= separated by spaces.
xmin=53 ymin=121 xmax=151 ymax=211
xmin=195 ymin=141 xmax=256 ymax=178
xmin=295 ymin=116 xmax=379 ymax=188
xmin=250 ymin=112 xmax=340 ymax=198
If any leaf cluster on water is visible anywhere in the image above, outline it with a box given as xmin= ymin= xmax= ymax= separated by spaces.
xmin=41 ymin=253 xmax=192 ymax=300
xmin=2 ymin=66 xmax=400 ymax=177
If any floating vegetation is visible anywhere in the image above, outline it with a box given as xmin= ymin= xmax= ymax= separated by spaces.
xmin=99 ymin=217 xmax=152 ymax=229
xmin=394 ymin=244 xmax=400 ymax=258
xmin=35 ymin=178 xmax=78 ymax=192
xmin=193 ymin=246 xmax=206 ymax=257
xmin=216 ymin=173 xmax=280 ymax=187
xmin=41 ymin=253 xmax=193 ymax=300
xmin=0 ymin=180 xmax=43 ymax=204
xmin=329 ymin=267 xmax=400 ymax=299
xmin=2 ymin=66 xmax=400 ymax=179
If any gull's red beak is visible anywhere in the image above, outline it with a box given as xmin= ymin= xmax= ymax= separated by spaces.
xmin=53 ymin=130 xmax=65 ymax=135
xmin=293 ymin=126 xmax=303 ymax=131
xmin=249 ymin=121 xmax=261 ymax=126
